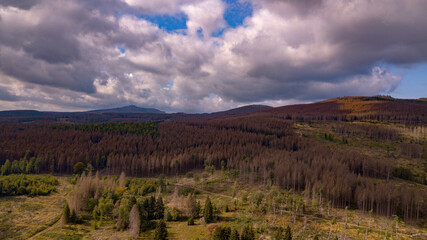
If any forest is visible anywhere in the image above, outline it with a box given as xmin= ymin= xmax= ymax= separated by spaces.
xmin=0 ymin=113 xmax=425 ymax=223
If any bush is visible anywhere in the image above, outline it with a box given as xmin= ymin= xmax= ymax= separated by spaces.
xmin=0 ymin=174 xmax=58 ymax=197
xmin=187 ymin=216 xmax=194 ymax=225
xmin=241 ymin=225 xmax=255 ymax=240
xmin=230 ymin=229 xmax=240 ymax=240
xmin=186 ymin=171 xmax=194 ymax=178
xmin=224 ymin=205 xmax=229 ymax=212
xmin=165 ymin=211 xmax=172 ymax=221
xmin=213 ymin=225 xmax=231 ymax=240
xmin=73 ymin=162 xmax=85 ymax=175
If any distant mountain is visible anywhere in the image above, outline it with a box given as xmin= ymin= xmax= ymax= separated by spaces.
xmin=214 ymin=104 xmax=271 ymax=115
xmin=0 ymin=110 xmax=53 ymax=117
xmin=206 ymin=104 xmax=271 ymax=118
xmin=2 ymin=97 xmax=424 ymax=124
xmin=0 ymin=104 xmax=270 ymax=123
xmin=88 ymin=105 xmax=165 ymax=114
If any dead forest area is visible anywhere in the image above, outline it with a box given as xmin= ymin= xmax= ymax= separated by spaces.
xmin=0 ymin=114 xmax=426 ymax=224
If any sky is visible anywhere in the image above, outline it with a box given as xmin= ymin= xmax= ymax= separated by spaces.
xmin=0 ymin=0 xmax=426 ymax=113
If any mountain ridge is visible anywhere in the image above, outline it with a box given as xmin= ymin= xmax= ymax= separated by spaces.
xmin=88 ymin=105 xmax=165 ymax=114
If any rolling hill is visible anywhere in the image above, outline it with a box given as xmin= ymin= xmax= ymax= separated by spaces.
xmin=263 ymin=96 xmax=427 ymax=124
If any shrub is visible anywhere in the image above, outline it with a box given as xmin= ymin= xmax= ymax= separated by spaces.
xmin=213 ymin=225 xmax=231 ymax=240
xmin=187 ymin=216 xmax=194 ymax=225
xmin=165 ymin=211 xmax=172 ymax=221
xmin=241 ymin=225 xmax=255 ymax=240
xmin=73 ymin=162 xmax=85 ymax=175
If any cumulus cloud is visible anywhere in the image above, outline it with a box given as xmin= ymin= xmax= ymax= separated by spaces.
xmin=0 ymin=0 xmax=426 ymax=112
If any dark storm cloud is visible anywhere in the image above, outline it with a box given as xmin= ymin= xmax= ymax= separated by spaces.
xmin=0 ymin=88 xmax=19 ymax=101
xmin=0 ymin=0 xmax=40 ymax=10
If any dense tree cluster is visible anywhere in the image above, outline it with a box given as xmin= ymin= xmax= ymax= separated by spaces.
xmin=0 ymin=116 xmax=425 ymax=221
xmin=66 ymin=172 xmax=165 ymax=233
xmin=0 ymin=174 xmax=58 ymax=196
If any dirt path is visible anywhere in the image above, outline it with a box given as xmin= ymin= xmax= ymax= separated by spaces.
xmin=27 ymin=178 xmax=71 ymax=239
xmin=28 ymin=215 xmax=62 ymax=240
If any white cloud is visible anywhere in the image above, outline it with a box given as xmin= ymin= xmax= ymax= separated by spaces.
xmin=0 ymin=0 xmax=426 ymax=112
xmin=181 ymin=0 xmax=225 ymax=37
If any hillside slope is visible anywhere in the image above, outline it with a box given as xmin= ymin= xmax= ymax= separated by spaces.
xmin=264 ymin=96 xmax=427 ymax=124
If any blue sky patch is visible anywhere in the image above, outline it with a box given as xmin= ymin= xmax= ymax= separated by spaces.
xmin=139 ymin=13 xmax=188 ymax=32
xmin=163 ymin=80 xmax=174 ymax=89
xmin=116 ymin=46 xmax=126 ymax=54
xmin=223 ymin=0 xmax=253 ymax=28
xmin=388 ymin=63 xmax=427 ymax=99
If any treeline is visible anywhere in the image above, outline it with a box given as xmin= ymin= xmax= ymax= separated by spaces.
xmin=0 ymin=118 xmax=425 ymax=221
xmin=1 ymin=157 xmax=42 ymax=175
xmin=0 ymin=174 xmax=58 ymax=197
xmin=276 ymin=113 xmax=426 ymax=125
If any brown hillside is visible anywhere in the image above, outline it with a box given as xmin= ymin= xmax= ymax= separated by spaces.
xmin=264 ymin=96 xmax=427 ymax=124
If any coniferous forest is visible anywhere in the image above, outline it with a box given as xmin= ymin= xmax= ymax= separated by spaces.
xmin=0 ymin=114 xmax=425 ymax=222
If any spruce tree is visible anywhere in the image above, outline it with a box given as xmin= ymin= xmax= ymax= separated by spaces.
xmin=154 ymin=219 xmax=168 ymax=240
xmin=63 ymin=203 xmax=71 ymax=224
xmin=155 ymin=197 xmax=165 ymax=219
xmin=1 ymin=160 xmax=11 ymax=175
xmin=70 ymin=209 xmax=77 ymax=224
xmin=284 ymin=225 xmax=292 ymax=240
xmin=203 ymin=196 xmax=213 ymax=223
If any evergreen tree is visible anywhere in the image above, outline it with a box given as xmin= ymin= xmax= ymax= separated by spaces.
xmin=241 ymin=225 xmax=255 ymax=240
xmin=63 ymin=203 xmax=71 ymax=224
xmin=203 ymin=196 xmax=214 ymax=223
xmin=154 ymin=219 xmax=168 ymax=240
xmin=230 ymin=229 xmax=240 ymax=240
xmin=26 ymin=157 xmax=37 ymax=174
xmin=11 ymin=160 xmax=20 ymax=174
xmin=313 ymin=235 xmax=319 ymax=240
xmin=155 ymin=197 xmax=165 ymax=219
xmin=1 ymin=160 xmax=11 ymax=175
xmin=148 ymin=196 xmax=156 ymax=219
xmin=284 ymin=225 xmax=292 ymax=240
xmin=70 ymin=209 xmax=77 ymax=224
